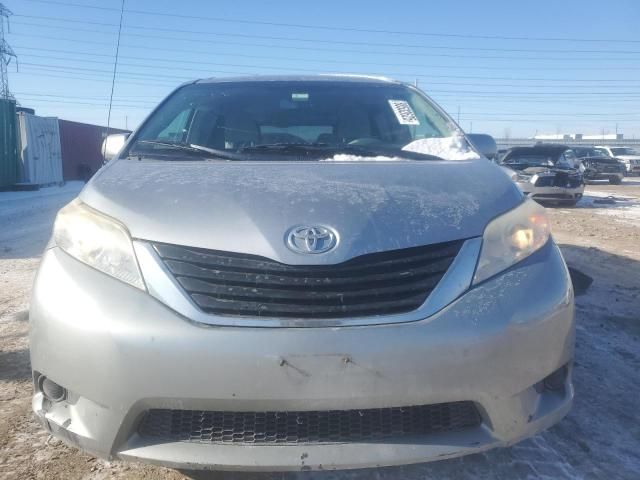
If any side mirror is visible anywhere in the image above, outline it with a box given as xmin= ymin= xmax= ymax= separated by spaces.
xmin=466 ymin=133 xmax=498 ymax=160
xmin=101 ymin=133 xmax=130 ymax=162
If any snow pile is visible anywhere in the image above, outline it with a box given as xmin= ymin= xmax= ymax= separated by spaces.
xmin=402 ymin=135 xmax=481 ymax=161
xmin=322 ymin=136 xmax=481 ymax=162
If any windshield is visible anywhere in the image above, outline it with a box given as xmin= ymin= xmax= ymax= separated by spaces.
xmin=128 ymin=81 xmax=456 ymax=159
xmin=610 ymin=147 xmax=638 ymax=156
xmin=573 ymin=148 xmax=600 ymax=158
xmin=594 ymin=147 xmax=611 ymax=157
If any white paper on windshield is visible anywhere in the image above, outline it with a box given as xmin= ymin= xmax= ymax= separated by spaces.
xmin=388 ymin=100 xmax=420 ymax=125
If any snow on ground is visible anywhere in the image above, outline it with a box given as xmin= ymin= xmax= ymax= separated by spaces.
xmin=0 ymin=181 xmax=84 ymax=205
xmin=576 ymin=187 xmax=640 ymax=227
xmin=0 ymin=182 xmax=84 ymax=259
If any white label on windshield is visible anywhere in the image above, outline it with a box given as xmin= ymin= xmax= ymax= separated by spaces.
xmin=388 ymin=100 xmax=420 ymax=125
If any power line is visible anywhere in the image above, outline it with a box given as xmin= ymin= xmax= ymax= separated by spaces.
xmin=18 ymin=94 xmax=640 ymax=121
xmin=17 ymin=97 xmax=154 ymax=108
xmin=16 ymin=57 xmax=640 ymax=88
xmin=20 ymin=0 xmax=640 ymax=44
xmin=14 ymin=44 xmax=640 ymax=72
xmin=16 ymin=63 xmax=640 ymax=97
xmin=20 ymin=70 xmax=638 ymax=107
xmin=18 ymin=93 xmax=640 ymax=116
xmin=17 ymin=53 xmax=640 ymax=90
xmin=13 ymin=31 xmax=640 ymax=64
xmin=106 ymin=0 xmax=124 ymax=131
xmin=458 ymin=117 xmax=639 ymax=123
xmin=14 ymin=91 xmax=159 ymax=103
xmin=16 ymin=66 xmax=178 ymax=87
xmin=12 ymin=16 xmax=640 ymax=55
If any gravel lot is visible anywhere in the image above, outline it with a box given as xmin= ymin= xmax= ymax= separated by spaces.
xmin=1 ymin=179 xmax=639 ymax=480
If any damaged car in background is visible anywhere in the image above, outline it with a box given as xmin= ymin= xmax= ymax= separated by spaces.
xmin=573 ymin=147 xmax=625 ymax=185
xmin=29 ymin=75 xmax=574 ymax=472
xmin=595 ymin=146 xmax=640 ymax=176
xmin=501 ymin=144 xmax=585 ymax=206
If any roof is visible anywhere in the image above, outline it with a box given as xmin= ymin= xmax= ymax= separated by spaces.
xmin=195 ymin=74 xmax=400 ymax=85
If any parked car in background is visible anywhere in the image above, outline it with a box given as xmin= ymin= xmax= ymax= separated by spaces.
xmin=573 ymin=147 xmax=625 ymax=184
xmin=594 ymin=146 xmax=640 ymax=176
xmin=29 ymin=75 xmax=574 ymax=472
xmin=501 ymin=144 xmax=585 ymax=206
xmin=496 ymin=148 xmax=509 ymax=162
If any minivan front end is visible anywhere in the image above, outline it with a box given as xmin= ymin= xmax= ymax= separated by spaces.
xmin=30 ymin=76 xmax=574 ymax=471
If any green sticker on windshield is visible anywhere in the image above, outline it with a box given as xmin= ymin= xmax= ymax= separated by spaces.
xmin=292 ymin=93 xmax=309 ymax=101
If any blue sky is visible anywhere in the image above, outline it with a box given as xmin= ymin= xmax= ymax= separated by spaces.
xmin=7 ymin=0 xmax=640 ymax=137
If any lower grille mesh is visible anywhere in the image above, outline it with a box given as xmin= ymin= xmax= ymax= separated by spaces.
xmin=138 ymin=402 xmax=481 ymax=444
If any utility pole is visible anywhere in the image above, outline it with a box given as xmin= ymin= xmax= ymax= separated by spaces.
xmin=0 ymin=3 xmax=17 ymax=100
xmin=457 ymin=106 xmax=460 ymax=124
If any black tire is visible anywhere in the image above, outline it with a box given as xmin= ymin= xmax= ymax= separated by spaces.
xmin=609 ymin=175 xmax=623 ymax=185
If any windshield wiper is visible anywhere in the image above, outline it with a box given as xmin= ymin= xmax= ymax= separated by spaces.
xmin=130 ymin=140 xmax=241 ymax=161
xmin=239 ymin=143 xmax=442 ymax=161
xmin=239 ymin=143 xmax=379 ymax=156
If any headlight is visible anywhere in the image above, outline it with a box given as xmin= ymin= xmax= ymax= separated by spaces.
xmin=473 ymin=199 xmax=550 ymax=285
xmin=517 ymin=172 xmax=533 ymax=183
xmin=53 ymin=199 xmax=145 ymax=290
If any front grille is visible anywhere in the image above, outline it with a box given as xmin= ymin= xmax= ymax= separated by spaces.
xmin=138 ymin=402 xmax=481 ymax=444
xmin=153 ymin=240 xmax=463 ymax=319
xmin=534 ymin=173 xmax=582 ymax=188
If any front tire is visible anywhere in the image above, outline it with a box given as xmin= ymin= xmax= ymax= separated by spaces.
xmin=609 ymin=175 xmax=623 ymax=185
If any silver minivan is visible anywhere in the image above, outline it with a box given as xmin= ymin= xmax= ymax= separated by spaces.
xmin=30 ymin=75 xmax=574 ymax=472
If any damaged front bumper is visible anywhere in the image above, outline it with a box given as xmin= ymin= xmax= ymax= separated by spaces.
xmin=517 ymin=173 xmax=584 ymax=205
xmin=30 ymin=242 xmax=575 ymax=471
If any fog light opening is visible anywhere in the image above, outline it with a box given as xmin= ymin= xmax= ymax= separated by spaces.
xmin=543 ymin=365 xmax=568 ymax=392
xmin=39 ymin=376 xmax=67 ymax=403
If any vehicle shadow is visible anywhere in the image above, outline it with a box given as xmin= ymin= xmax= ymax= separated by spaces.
xmin=175 ymin=245 xmax=639 ymax=480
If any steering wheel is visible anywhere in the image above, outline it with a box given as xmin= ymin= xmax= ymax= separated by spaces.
xmin=348 ymin=137 xmax=384 ymax=146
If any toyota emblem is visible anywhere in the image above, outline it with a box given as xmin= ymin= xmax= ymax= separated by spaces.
xmin=286 ymin=225 xmax=338 ymax=254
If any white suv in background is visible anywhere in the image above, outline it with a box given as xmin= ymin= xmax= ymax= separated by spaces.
xmin=595 ymin=146 xmax=640 ymax=176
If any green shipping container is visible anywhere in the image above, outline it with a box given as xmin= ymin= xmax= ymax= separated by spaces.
xmin=0 ymin=99 xmax=18 ymax=189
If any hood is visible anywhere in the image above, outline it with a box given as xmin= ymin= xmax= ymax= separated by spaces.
xmin=81 ymin=159 xmax=522 ymax=265
xmin=615 ymin=155 xmax=640 ymax=161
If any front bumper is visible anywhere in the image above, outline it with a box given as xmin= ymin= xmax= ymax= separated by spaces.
xmin=517 ymin=183 xmax=584 ymax=204
xmin=30 ymin=241 xmax=574 ymax=471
